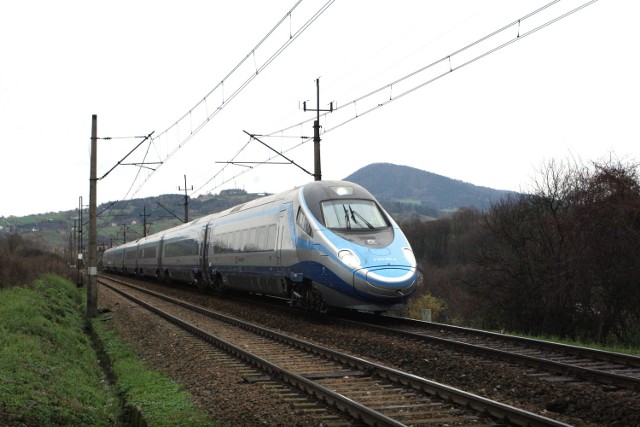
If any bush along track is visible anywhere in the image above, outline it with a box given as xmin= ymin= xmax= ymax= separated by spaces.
xmin=0 ymin=274 xmax=216 ymax=427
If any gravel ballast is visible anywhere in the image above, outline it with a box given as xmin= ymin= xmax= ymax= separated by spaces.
xmin=98 ymin=281 xmax=640 ymax=426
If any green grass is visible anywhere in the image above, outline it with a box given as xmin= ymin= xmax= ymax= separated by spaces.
xmin=0 ymin=275 xmax=117 ymax=426
xmin=511 ymin=332 xmax=640 ymax=356
xmin=90 ymin=315 xmax=217 ymax=427
xmin=463 ymin=322 xmax=640 ymax=356
xmin=0 ymin=275 xmax=219 ymax=426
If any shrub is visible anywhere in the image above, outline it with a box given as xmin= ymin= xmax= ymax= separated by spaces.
xmin=0 ymin=233 xmax=74 ymax=288
xmin=407 ymin=293 xmax=447 ymax=322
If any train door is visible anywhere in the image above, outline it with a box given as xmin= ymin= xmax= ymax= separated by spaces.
xmin=198 ymin=223 xmax=211 ymax=289
xmin=275 ymin=203 xmax=297 ymax=270
xmin=157 ymin=237 xmax=166 ymax=281
xmin=276 ymin=208 xmax=286 ymax=270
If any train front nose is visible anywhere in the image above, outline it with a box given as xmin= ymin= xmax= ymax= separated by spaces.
xmin=353 ymin=266 xmax=417 ymax=300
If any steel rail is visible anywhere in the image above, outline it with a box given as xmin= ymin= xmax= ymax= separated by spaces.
xmin=341 ymin=315 xmax=640 ymax=390
xmin=100 ymin=277 xmax=570 ymax=427
xmin=382 ymin=316 xmax=640 ymax=367
xmin=102 ymin=279 xmax=406 ymax=426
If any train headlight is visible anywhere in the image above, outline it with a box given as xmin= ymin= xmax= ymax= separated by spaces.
xmin=403 ymin=248 xmax=416 ymax=267
xmin=338 ymin=249 xmax=361 ymax=270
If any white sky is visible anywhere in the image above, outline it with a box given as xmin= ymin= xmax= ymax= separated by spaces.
xmin=1 ymin=0 xmax=638 ymax=218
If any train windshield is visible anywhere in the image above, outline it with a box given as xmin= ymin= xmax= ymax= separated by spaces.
xmin=321 ymin=199 xmax=390 ymax=230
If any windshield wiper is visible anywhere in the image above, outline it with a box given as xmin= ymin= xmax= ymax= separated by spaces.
xmin=342 ymin=205 xmax=351 ymax=229
xmin=349 ymin=205 xmax=374 ymax=229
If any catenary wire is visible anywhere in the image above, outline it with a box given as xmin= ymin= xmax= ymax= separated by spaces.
xmin=127 ymin=0 xmax=335 ymax=200
xmin=197 ymin=0 xmax=598 ymax=195
xmin=100 ymin=0 xmax=334 ymax=227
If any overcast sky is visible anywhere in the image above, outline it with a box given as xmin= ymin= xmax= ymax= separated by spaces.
xmin=1 ymin=0 xmax=638 ymax=218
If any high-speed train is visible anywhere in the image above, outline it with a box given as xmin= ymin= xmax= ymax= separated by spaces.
xmin=102 ymin=180 xmax=418 ymax=312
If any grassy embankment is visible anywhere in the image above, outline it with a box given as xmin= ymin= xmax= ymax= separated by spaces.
xmin=0 ymin=274 xmax=217 ymax=426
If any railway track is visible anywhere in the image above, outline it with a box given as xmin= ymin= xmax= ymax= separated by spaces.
xmin=146 ymin=278 xmax=640 ymax=392
xmin=99 ymin=276 xmax=569 ymax=426
xmin=339 ymin=313 xmax=640 ymax=391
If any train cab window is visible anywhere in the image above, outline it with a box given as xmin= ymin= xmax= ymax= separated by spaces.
xmin=321 ymin=199 xmax=389 ymax=230
xmin=296 ymin=208 xmax=313 ymax=237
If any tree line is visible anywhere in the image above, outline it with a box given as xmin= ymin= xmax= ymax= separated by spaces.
xmin=401 ymin=158 xmax=640 ymax=347
xmin=0 ymin=233 xmax=73 ymax=288
xmin=3 ymin=158 xmax=639 ymax=346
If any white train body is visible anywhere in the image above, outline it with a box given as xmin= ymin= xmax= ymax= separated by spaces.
xmin=103 ymin=180 xmax=418 ymax=312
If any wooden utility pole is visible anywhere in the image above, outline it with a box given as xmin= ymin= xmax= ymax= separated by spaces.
xmin=87 ymin=114 xmax=98 ymax=317
xmin=304 ymin=78 xmax=333 ymax=181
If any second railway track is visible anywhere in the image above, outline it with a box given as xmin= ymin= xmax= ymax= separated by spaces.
xmin=338 ymin=313 xmax=640 ymax=391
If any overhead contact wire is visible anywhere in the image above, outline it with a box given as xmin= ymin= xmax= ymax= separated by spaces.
xmin=129 ymin=0 xmax=335 ymax=200
xmin=202 ymin=0 xmax=599 ymax=194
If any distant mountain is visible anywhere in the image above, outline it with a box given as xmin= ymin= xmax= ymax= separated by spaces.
xmin=344 ymin=163 xmax=517 ymax=218
xmin=6 ymin=163 xmax=518 ymax=251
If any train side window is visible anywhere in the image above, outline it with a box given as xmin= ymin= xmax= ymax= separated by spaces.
xmin=240 ymin=229 xmax=249 ymax=252
xmin=145 ymin=246 xmax=156 ymax=259
xmin=221 ymin=234 xmax=227 ymax=253
xmin=247 ymin=228 xmax=257 ymax=251
xmin=212 ymin=236 xmax=220 ymax=254
xmin=164 ymin=239 xmax=198 ymax=257
xmin=232 ymin=231 xmax=241 ymax=252
xmin=217 ymin=234 xmax=225 ymax=253
xmin=266 ymin=224 xmax=276 ymax=250
xmin=224 ymin=233 xmax=231 ymax=253
xmin=296 ymin=208 xmax=313 ymax=237
xmin=257 ymin=226 xmax=268 ymax=250
xmin=164 ymin=243 xmax=173 ymax=257
xmin=226 ymin=234 xmax=231 ymax=253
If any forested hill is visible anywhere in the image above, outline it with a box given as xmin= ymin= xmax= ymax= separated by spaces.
xmin=2 ymin=163 xmax=517 ymax=250
xmin=344 ymin=163 xmax=516 ymax=218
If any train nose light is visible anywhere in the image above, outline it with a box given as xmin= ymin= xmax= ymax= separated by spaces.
xmin=338 ymin=249 xmax=361 ymax=270
xmin=331 ymin=186 xmax=354 ymax=196
xmin=403 ymin=247 xmax=416 ymax=266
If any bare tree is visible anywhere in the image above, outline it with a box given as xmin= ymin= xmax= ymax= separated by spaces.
xmin=565 ymin=159 xmax=640 ymax=343
xmin=467 ymin=157 xmax=640 ymax=344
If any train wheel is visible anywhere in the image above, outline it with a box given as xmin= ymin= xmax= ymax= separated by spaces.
xmin=292 ymin=281 xmax=327 ymax=314
xmin=210 ymin=273 xmax=225 ymax=295
xmin=309 ymin=285 xmax=327 ymax=314
xmin=195 ymin=273 xmax=208 ymax=291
